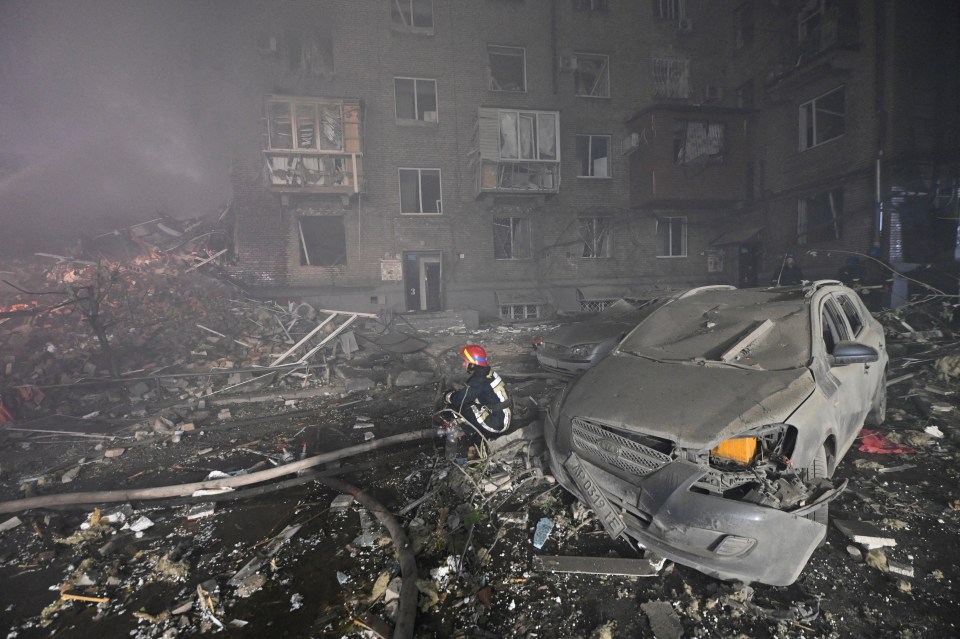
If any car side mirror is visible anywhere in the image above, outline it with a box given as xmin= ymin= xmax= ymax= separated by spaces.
xmin=829 ymin=341 xmax=879 ymax=367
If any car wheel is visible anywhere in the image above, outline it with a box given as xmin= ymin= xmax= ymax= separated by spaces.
xmin=866 ymin=370 xmax=887 ymax=426
xmin=802 ymin=445 xmax=829 ymax=538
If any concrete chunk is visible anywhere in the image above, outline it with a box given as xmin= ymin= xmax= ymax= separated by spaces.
xmin=641 ymin=601 xmax=683 ymax=639
xmin=833 ymin=519 xmax=896 ymax=548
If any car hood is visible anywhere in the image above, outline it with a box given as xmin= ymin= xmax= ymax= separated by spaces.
xmin=560 ymin=353 xmax=815 ymax=448
xmin=544 ymin=319 xmax=637 ymax=346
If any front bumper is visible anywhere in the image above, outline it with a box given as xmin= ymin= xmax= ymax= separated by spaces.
xmin=545 ymin=416 xmax=832 ymax=586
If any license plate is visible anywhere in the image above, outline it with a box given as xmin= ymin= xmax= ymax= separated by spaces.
xmin=564 ymin=455 xmax=626 ymax=540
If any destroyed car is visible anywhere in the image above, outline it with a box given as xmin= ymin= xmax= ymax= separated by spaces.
xmin=544 ymin=282 xmax=888 ymax=586
xmin=532 ymin=297 xmax=671 ymax=375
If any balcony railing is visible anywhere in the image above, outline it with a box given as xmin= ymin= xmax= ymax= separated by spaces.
xmin=263 ymin=150 xmax=362 ymax=194
xmin=479 ymin=159 xmax=560 ymax=194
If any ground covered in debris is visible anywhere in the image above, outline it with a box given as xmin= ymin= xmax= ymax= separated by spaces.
xmin=1 ymin=253 xmax=960 ymax=638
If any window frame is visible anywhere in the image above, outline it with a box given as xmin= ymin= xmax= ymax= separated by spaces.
xmin=487 ymin=44 xmax=527 ymax=93
xmin=266 ymin=98 xmax=344 ymax=152
xmin=797 ymin=188 xmax=842 ymax=245
xmin=656 ymin=216 xmax=687 ymax=258
xmin=672 ymin=120 xmax=726 ymax=165
xmin=579 ymin=216 xmax=612 ymax=259
xmin=394 ymin=77 xmax=439 ymax=123
xmin=398 ymin=168 xmax=442 ymax=215
xmin=575 ymin=134 xmax=612 ymax=178
xmin=835 ymin=293 xmax=864 ymax=337
xmin=573 ymin=52 xmax=610 ymax=98
xmin=493 ymin=217 xmax=533 ymax=260
xmin=799 ymin=85 xmax=845 ymax=150
xmin=298 ymin=215 xmax=347 ymax=267
xmin=497 ymin=110 xmax=559 ymax=161
xmin=500 ymin=304 xmax=540 ymax=320
xmin=391 ymin=0 xmax=434 ymax=32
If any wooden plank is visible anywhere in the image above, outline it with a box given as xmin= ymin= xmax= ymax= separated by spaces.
xmin=533 ymin=554 xmax=663 ymax=576
xmin=720 ymin=318 xmax=774 ymax=363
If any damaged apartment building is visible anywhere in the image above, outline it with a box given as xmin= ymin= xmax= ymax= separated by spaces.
xmin=221 ymin=0 xmax=960 ymax=319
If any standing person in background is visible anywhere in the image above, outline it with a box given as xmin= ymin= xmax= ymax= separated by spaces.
xmin=771 ymin=253 xmax=805 ymax=286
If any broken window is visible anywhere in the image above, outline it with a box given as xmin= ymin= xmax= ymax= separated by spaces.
xmin=652 ymin=0 xmax=685 ymax=19
xmin=579 ymin=217 xmax=611 ymax=258
xmin=477 ymin=108 xmax=560 ymax=192
xmin=298 ymin=216 xmax=346 ymax=266
xmin=652 ymin=55 xmax=691 ymax=99
xmin=267 ymin=99 xmax=343 ymax=151
xmin=735 ymin=3 xmax=755 ymax=49
xmin=576 ymin=134 xmax=611 ymax=177
xmin=820 ymin=297 xmax=849 ymax=354
xmin=574 ymin=0 xmax=608 ymax=10
xmin=836 ymin=293 xmax=864 ymax=337
xmin=797 ymin=188 xmax=842 ymax=244
xmin=657 ymin=216 xmax=687 ymax=257
xmin=574 ymin=53 xmax=610 ymax=98
xmin=672 ymin=120 xmax=725 ymax=164
xmin=287 ymin=31 xmax=334 ymax=76
xmin=487 ymin=45 xmax=526 ymax=92
xmin=493 ymin=218 xmax=532 ymax=259
xmin=395 ymin=78 xmax=438 ymax=122
xmin=498 ymin=111 xmax=558 ymax=160
xmin=392 ymin=0 xmax=434 ymax=30
xmin=399 ymin=168 xmax=441 ymax=214
xmin=799 ymin=86 xmax=845 ymax=150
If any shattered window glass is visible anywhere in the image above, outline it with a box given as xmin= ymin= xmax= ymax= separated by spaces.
xmin=574 ymin=53 xmax=610 ymax=98
xmin=268 ymin=102 xmax=293 ymax=149
xmin=499 ymin=111 xmax=557 ymax=160
xmin=268 ymin=99 xmax=342 ymax=151
xmin=579 ymin=217 xmax=611 ymax=258
xmin=318 ymin=104 xmax=343 ymax=150
xmin=399 ymin=168 xmax=441 ymax=214
xmin=298 ymin=216 xmax=346 ymax=266
xmin=652 ymin=56 xmax=690 ymax=99
xmin=296 ymin=104 xmax=316 ymax=148
xmin=392 ymin=0 xmax=434 ymax=29
xmin=800 ymin=86 xmax=845 ymax=150
xmin=493 ymin=218 xmax=532 ymax=259
xmin=672 ymin=121 xmax=725 ymax=164
xmin=620 ymin=289 xmax=811 ymax=369
xmin=487 ymin=45 xmax=525 ymax=92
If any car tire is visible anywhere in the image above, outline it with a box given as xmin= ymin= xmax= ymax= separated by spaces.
xmin=802 ymin=445 xmax=829 ymax=541
xmin=866 ymin=370 xmax=887 ymax=426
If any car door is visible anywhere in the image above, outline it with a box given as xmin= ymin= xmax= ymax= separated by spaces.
xmin=833 ymin=291 xmax=884 ymax=421
xmin=818 ymin=295 xmax=865 ymax=447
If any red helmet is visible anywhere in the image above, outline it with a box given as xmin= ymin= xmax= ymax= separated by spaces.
xmin=460 ymin=344 xmax=487 ymax=366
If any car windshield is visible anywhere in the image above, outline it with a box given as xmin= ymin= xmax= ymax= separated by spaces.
xmin=618 ymin=288 xmax=810 ymax=369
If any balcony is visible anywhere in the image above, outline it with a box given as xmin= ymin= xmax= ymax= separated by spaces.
xmin=479 ymin=159 xmax=560 ymax=194
xmin=475 ymin=107 xmax=561 ymax=197
xmin=263 ymin=151 xmax=362 ymax=194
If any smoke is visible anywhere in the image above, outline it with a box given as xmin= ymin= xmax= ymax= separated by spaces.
xmin=0 ymin=0 xmax=249 ymax=255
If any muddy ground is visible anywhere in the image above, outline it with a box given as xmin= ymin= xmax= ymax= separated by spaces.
xmin=1 ymin=259 xmax=959 ymax=638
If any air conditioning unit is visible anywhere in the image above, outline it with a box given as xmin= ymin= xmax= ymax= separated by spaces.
xmin=704 ymin=85 xmax=723 ymax=102
xmin=559 ymin=55 xmax=579 ymax=72
xmin=620 ymin=132 xmax=640 ymax=155
xmin=255 ymin=35 xmax=277 ymax=55
xmin=677 ymin=17 xmax=693 ymax=32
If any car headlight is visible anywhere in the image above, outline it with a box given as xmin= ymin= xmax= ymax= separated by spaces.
xmin=709 ymin=425 xmax=793 ymax=468
xmin=568 ymin=343 xmax=597 ymax=359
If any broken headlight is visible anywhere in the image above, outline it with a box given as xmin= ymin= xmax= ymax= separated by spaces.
xmin=708 ymin=424 xmax=793 ymax=470
xmin=568 ymin=343 xmax=597 ymax=359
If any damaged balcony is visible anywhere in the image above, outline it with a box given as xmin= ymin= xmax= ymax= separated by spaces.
xmin=475 ymin=108 xmax=560 ymax=196
xmin=263 ymin=96 xmax=363 ymax=197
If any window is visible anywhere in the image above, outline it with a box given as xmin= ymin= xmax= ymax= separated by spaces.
xmin=574 ymin=53 xmax=610 ymax=98
xmin=821 ymin=298 xmax=850 ymax=354
xmin=267 ymin=99 xmax=343 ymax=151
xmin=574 ymin=0 xmax=608 ymax=11
xmin=652 ymin=0 xmax=685 ymax=19
xmin=395 ymin=78 xmax=438 ymax=122
xmin=579 ymin=217 xmax=611 ymax=258
xmin=672 ymin=121 xmax=725 ymax=164
xmin=734 ymin=4 xmax=755 ymax=50
xmin=657 ymin=217 xmax=687 ymax=257
xmin=836 ymin=294 xmax=864 ymax=337
xmin=477 ymin=107 xmax=560 ymax=192
xmin=487 ymin=45 xmax=525 ymax=92
xmin=286 ymin=31 xmax=334 ymax=76
xmin=494 ymin=218 xmax=532 ymax=259
xmin=500 ymin=304 xmax=540 ymax=320
xmin=800 ymin=86 xmax=845 ymax=150
xmin=580 ymin=299 xmax=616 ymax=312
xmin=652 ymin=55 xmax=691 ymax=99
xmin=298 ymin=216 xmax=346 ymax=266
xmin=797 ymin=188 xmax=842 ymax=244
xmin=399 ymin=168 xmax=441 ymax=214
xmin=392 ymin=0 xmax=433 ymax=30
xmin=576 ymin=135 xmax=611 ymax=177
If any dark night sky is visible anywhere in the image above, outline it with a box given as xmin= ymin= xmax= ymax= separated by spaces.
xmin=0 ymin=0 xmax=252 ymax=255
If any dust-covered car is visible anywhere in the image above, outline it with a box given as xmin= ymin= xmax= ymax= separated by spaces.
xmin=532 ymin=298 xmax=671 ymax=375
xmin=544 ymin=282 xmax=887 ymax=586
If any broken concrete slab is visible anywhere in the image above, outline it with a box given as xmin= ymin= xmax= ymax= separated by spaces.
xmin=641 ymin=601 xmax=683 ymax=639
xmin=833 ymin=519 xmax=897 ymax=548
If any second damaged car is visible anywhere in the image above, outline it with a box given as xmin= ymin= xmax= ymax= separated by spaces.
xmin=544 ymin=282 xmax=887 ymax=586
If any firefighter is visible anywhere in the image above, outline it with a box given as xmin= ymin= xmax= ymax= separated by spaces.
xmin=443 ymin=344 xmax=512 ymax=438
